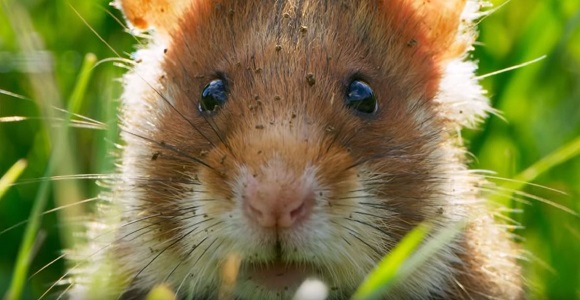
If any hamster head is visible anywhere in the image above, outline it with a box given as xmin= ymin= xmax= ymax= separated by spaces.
xmin=78 ymin=0 xmax=520 ymax=298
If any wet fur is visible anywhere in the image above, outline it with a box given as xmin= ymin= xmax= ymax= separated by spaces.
xmin=67 ymin=0 xmax=523 ymax=299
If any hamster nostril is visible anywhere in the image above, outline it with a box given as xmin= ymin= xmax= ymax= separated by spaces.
xmin=246 ymin=201 xmax=277 ymax=228
xmin=290 ymin=202 xmax=305 ymax=220
xmin=249 ymin=203 xmax=264 ymax=218
xmin=277 ymin=191 xmax=315 ymax=228
xmin=241 ymin=166 xmax=316 ymax=229
xmin=244 ymin=193 xmax=314 ymax=228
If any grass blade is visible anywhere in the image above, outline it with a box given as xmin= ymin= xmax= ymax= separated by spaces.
xmin=352 ymin=221 xmax=465 ymax=300
xmin=67 ymin=53 xmax=97 ymax=114
xmin=491 ymin=135 xmax=580 ymax=210
xmin=352 ymin=223 xmax=431 ymax=300
xmin=512 ymin=136 xmax=580 ymax=188
xmin=5 ymin=159 xmax=55 ymax=300
xmin=0 ymin=159 xmax=27 ymax=200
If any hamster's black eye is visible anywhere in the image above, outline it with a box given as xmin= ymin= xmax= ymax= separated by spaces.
xmin=199 ymin=79 xmax=227 ymax=113
xmin=346 ymin=80 xmax=377 ymax=114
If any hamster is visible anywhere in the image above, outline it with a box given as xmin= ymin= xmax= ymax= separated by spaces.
xmin=66 ymin=0 xmax=523 ymax=299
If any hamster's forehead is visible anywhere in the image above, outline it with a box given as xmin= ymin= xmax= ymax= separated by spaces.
xmin=121 ymin=0 xmax=487 ymax=131
xmin=161 ymin=1 xmax=466 ymax=103
xmin=123 ymin=0 xmax=469 ymax=60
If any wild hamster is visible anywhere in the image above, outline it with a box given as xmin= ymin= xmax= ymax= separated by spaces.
xmin=67 ymin=0 xmax=523 ymax=299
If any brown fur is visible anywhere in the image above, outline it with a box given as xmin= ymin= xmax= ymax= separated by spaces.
xmin=70 ymin=1 xmax=523 ymax=299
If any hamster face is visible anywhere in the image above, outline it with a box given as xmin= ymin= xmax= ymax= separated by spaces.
xmin=80 ymin=0 xmax=521 ymax=299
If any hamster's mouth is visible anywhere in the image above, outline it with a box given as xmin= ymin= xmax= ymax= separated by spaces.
xmin=243 ymin=260 xmax=319 ymax=290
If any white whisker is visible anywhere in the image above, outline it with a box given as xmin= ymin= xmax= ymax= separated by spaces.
xmin=476 ymin=56 xmax=547 ymax=79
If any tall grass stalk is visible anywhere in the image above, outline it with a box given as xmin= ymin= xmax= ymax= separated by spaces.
xmin=2 ymin=0 xmax=92 ymax=298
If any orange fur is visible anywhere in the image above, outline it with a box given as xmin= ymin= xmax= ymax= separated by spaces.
xmin=116 ymin=0 xmax=192 ymax=32
xmin=68 ymin=1 xmax=522 ymax=299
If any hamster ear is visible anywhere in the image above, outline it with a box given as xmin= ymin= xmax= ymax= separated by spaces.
xmin=412 ymin=0 xmax=469 ymax=57
xmin=116 ymin=0 xmax=192 ymax=33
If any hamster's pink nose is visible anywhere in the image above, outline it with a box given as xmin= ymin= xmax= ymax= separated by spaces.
xmin=243 ymin=176 xmax=314 ymax=228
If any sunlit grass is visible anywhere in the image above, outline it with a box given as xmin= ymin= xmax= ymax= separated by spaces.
xmin=0 ymin=159 xmax=27 ymax=201
xmin=352 ymin=223 xmax=432 ymax=300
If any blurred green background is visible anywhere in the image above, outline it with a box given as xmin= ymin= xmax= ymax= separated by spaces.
xmin=0 ymin=0 xmax=579 ymax=298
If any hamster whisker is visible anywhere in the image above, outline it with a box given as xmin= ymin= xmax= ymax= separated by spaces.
xmin=0 ymin=88 xmax=28 ymax=99
xmin=481 ymin=174 xmax=567 ymax=195
xmin=347 ymin=214 xmax=393 ymax=237
xmin=484 ymin=185 xmax=577 ymax=216
xmin=125 ymin=177 xmax=202 ymax=186
xmin=122 ymin=130 xmax=215 ymax=170
xmin=0 ymin=197 xmax=99 ymax=236
xmin=127 ymin=59 xmax=222 ymax=151
xmin=0 ymin=92 xmax=109 ymax=129
xmin=330 ymin=220 xmax=383 ymax=258
xmin=130 ymin=221 xmax=215 ymax=285
xmin=47 ymin=218 xmax=212 ymax=299
xmin=68 ymin=4 xmax=120 ymax=58
xmin=29 ymin=253 xmax=67 ymax=281
xmin=32 ymin=213 xmax=167 ymax=297
xmin=322 ymin=118 xmax=351 ymax=156
xmin=0 ymin=116 xmax=107 ymax=130
xmin=12 ymin=174 xmax=114 ymax=186
xmin=176 ymin=238 xmax=220 ymax=295
xmin=97 ymin=6 xmax=141 ymax=44
xmin=345 ymin=229 xmax=384 ymax=258
xmin=55 ymin=279 xmax=75 ymax=300
xmin=170 ymin=47 xmax=238 ymax=157
xmin=95 ymin=57 xmax=136 ymax=69
xmin=476 ymin=56 xmax=546 ymax=80
xmin=355 ymin=202 xmax=396 ymax=211
xmin=164 ymin=236 xmax=210 ymax=284
xmin=351 ymin=210 xmax=393 ymax=222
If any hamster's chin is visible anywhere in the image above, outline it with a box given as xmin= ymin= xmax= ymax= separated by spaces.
xmin=241 ymin=260 xmax=319 ymax=292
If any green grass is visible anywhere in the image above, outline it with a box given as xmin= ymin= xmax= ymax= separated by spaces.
xmin=0 ymin=159 xmax=27 ymax=200
xmin=0 ymin=0 xmax=579 ymax=299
